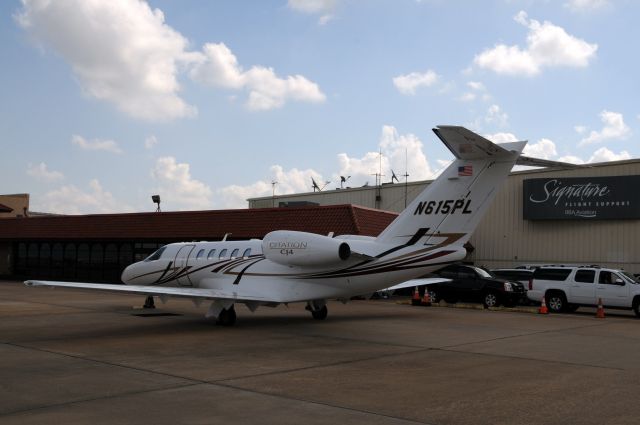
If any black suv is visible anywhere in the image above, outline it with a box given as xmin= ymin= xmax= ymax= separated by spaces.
xmin=429 ymin=264 xmax=526 ymax=307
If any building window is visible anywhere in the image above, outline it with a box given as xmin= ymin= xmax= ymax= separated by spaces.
xmin=63 ymin=243 xmax=77 ymax=279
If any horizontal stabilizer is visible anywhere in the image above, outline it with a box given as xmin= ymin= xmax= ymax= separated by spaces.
xmin=517 ymin=155 xmax=585 ymax=169
xmin=433 ymin=126 xmax=514 ymax=160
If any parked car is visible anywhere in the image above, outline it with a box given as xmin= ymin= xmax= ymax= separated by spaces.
xmin=526 ymin=266 xmax=640 ymax=316
xmin=429 ymin=264 xmax=526 ymax=308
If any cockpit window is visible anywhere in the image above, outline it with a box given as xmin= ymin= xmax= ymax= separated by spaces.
xmin=207 ymin=249 xmax=217 ymax=260
xmin=144 ymin=246 xmax=166 ymax=262
xmin=196 ymin=249 xmax=205 ymax=259
xmin=230 ymin=248 xmax=239 ymax=258
xmin=242 ymin=248 xmax=251 ymax=257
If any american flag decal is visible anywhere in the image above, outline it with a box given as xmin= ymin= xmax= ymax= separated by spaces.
xmin=458 ymin=165 xmax=473 ymax=176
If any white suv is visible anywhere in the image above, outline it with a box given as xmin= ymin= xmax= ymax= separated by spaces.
xmin=526 ymin=266 xmax=640 ymax=316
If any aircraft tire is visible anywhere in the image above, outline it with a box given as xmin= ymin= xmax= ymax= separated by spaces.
xmin=217 ymin=306 xmax=237 ymax=326
xmin=311 ymin=305 xmax=328 ymax=320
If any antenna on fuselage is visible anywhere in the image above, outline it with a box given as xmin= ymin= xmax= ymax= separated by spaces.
xmin=222 ymin=233 xmax=231 ymax=241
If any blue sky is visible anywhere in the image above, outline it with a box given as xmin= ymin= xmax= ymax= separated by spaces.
xmin=2 ymin=0 xmax=638 ymax=213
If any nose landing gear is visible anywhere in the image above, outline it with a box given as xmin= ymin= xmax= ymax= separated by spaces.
xmin=216 ymin=306 xmax=237 ymax=326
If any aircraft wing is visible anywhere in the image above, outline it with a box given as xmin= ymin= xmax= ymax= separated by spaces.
xmin=24 ymin=280 xmax=273 ymax=302
xmin=382 ymin=277 xmax=451 ymax=292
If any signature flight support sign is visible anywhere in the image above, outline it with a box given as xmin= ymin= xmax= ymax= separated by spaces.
xmin=523 ymin=176 xmax=640 ymax=220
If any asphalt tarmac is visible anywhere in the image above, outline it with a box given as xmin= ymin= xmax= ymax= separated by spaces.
xmin=1 ymin=280 xmax=639 ymax=425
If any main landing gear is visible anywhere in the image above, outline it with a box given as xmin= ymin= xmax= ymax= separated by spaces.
xmin=143 ymin=296 xmax=155 ymax=309
xmin=306 ymin=301 xmax=328 ymax=320
xmin=216 ymin=306 xmax=236 ymax=327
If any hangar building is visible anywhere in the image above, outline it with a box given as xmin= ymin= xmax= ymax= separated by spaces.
xmin=249 ymin=159 xmax=640 ymax=273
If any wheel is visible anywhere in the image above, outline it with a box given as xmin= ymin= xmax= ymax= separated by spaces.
xmin=311 ymin=305 xmax=328 ymax=320
xmin=633 ymin=300 xmax=640 ymax=318
xmin=217 ymin=306 xmax=237 ymax=326
xmin=546 ymin=292 xmax=566 ymax=313
xmin=483 ymin=291 xmax=500 ymax=308
xmin=428 ymin=289 xmax=439 ymax=304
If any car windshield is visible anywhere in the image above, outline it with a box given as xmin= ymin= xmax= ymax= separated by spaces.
xmin=471 ymin=266 xmax=494 ymax=278
xmin=620 ymin=271 xmax=640 ymax=283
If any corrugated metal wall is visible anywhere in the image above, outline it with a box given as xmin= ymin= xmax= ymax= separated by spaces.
xmin=249 ymin=160 xmax=640 ymax=273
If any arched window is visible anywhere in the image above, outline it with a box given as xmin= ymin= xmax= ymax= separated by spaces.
xmin=230 ymin=248 xmax=239 ymax=258
xmin=219 ymin=249 xmax=228 ymax=259
xmin=242 ymin=248 xmax=252 ymax=257
xmin=207 ymin=249 xmax=217 ymax=260
xmin=196 ymin=249 xmax=205 ymax=259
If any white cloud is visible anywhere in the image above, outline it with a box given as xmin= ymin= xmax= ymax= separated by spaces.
xmin=574 ymin=125 xmax=587 ymax=134
xmin=145 ymin=135 xmax=158 ymax=150
xmin=523 ymin=138 xmax=557 ymax=159
xmin=72 ymin=135 xmax=123 ymax=154
xmin=392 ymin=70 xmax=439 ymax=95
xmin=214 ymin=126 xmax=437 ymax=208
xmin=17 ymin=0 xmax=325 ymax=118
xmin=565 ymin=0 xmax=611 ymax=12
xmin=190 ymin=43 xmax=326 ymax=110
xmin=474 ymin=11 xmax=597 ymax=76
xmin=459 ymin=81 xmax=490 ymax=102
xmin=588 ymin=147 xmax=631 ymax=163
xmin=216 ymin=165 xmax=324 ymax=209
xmin=16 ymin=0 xmax=197 ymax=121
xmin=484 ymin=132 xmax=519 ymax=143
xmin=151 ymin=157 xmax=213 ymax=210
xmin=485 ymin=104 xmax=509 ymax=127
xmin=288 ymin=0 xmax=337 ymax=25
xmin=337 ymin=126 xmax=435 ymax=186
xmin=579 ymin=110 xmax=630 ymax=146
xmin=27 ymin=162 xmax=64 ymax=182
xmin=35 ymin=179 xmax=133 ymax=214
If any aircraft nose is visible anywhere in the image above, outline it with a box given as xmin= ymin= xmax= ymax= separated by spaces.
xmin=121 ymin=264 xmax=135 ymax=284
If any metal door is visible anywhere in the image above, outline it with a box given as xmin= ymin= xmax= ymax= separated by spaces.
xmin=174 ymin=244 xmax=195 ymax=287
xmin=570 ymin=269 xmax=596 ymax=304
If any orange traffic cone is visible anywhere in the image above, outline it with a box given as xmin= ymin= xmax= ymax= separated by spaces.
xmin=421 ymin=289 xmax=432 ymax=307
xmin=596 ymin=297 xmax=605 ymax=319
xmin=411 ymin=287 xmax=421 ymax=306
xmin=539 ymin=296 xmax=549 ymax=314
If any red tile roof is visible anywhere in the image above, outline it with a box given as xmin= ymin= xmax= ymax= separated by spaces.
xmin=0 ymin=205 xmax=398 ymax=241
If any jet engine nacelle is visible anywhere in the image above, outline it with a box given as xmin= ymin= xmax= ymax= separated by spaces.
xmin=262 ymin=230 xmax=351 ymax=267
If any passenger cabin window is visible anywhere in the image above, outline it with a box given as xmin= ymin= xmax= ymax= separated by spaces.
xmin=207 ymin=249 xmax=217 ymax=260
xmin=219 ymin=249 xmax=228 ymax=259
xmin=144 ymin=246 xmax=166 ymax=262
xmin=575 ymin=270 xmax=595 ymax=283
xmin=533 ymin=268 xmax=572 ymax=281
xmin=230 ymin=248 xmax=239 ymax=258
xmin=243 ymin=248 xmax=252 ymax=257
xmin=196 ymin=249 xmax=205 ymax=260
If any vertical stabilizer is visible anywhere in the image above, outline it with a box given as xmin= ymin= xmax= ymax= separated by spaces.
xmin=376 ymin=126 xmax=526 ymax=247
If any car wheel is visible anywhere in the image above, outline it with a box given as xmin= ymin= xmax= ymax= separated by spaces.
xmin=428 ymin=289 xmax=439 ymax=303
xmin=633 ymin=300 xmax=640 ymax=318
xmin=546 ymin=292 xmax=566 ymax=313
xmin=483 ymin=291 xmax=500 ymax=308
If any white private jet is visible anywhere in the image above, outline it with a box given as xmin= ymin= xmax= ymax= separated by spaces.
xmin=25 ymin=126 xmax=563 ymax=326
